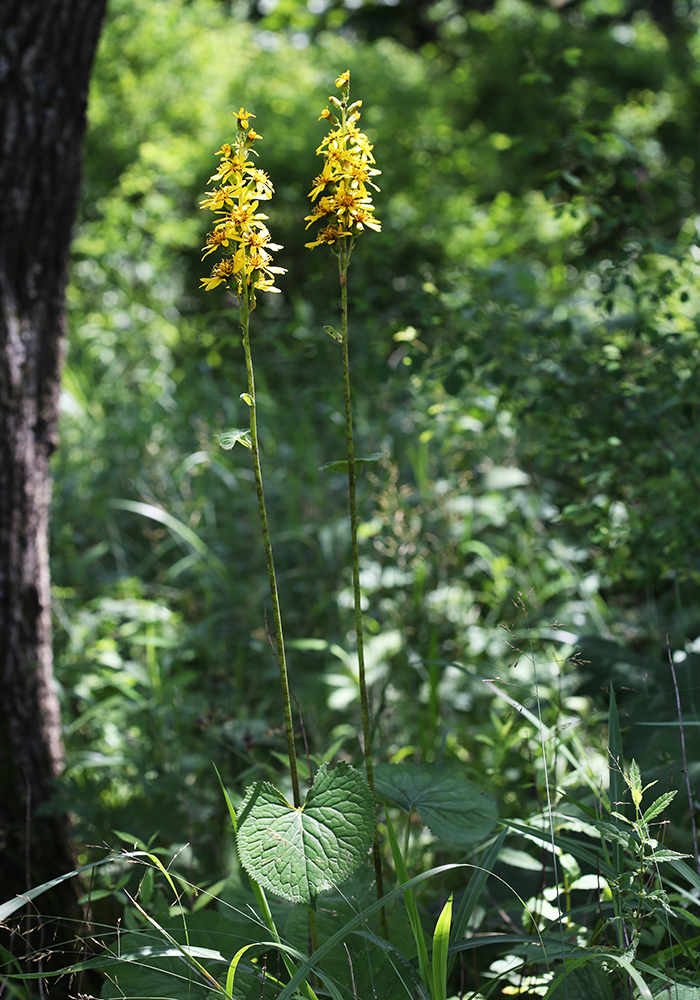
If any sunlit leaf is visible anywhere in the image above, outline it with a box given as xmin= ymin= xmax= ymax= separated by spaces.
xmin=236 ymin=762 xmax=375 ymax=903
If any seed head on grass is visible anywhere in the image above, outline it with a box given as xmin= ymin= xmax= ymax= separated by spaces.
xmin=200 ymin=108 xmax=286 ymax=298
xmin=305 ymin=71 xmax=381 ymax=251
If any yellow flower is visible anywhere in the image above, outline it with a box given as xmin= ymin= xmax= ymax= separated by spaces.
xmin=236 ymin=107 xmax=255 ymax=130
xmin=212 ymin=150 xmax=253 ymax=184
xmin=305 ymin=71 xmax=381 ymax=251
xmin=199 ymin=186 xmax=233 ymax=211
xmin=199 ymin=109 xmax=286 ymax=296
xmin=247 ymin=168 xmax=274 ymax=200
xmin=305 ymin=223 xmax=352 ymax=250
xmin=351 ymin=207 xmax=382 ymax=232
xmin=227 ymin=202 xmax=268 ymax=232
xmin=201 ymin=227 xmax=230 ymax=258
xmin=308 ymin=174 xmax=327 ymax=200
xmin=240 ymin=225 xmax=283 ymax=254
xmin=200 ymin=257 xmax=242 ymax=291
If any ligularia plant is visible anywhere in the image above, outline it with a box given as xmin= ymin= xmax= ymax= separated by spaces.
xmin=199 ymin=109 xmax=301 ymax=809
xmin=306 ymin=70 xmax=385 ymax=905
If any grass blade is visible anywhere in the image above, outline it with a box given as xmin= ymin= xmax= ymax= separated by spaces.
xmin=385 ymin=809 xmax=433 ymax=996
xmin=447 ymin=827 xmax=507 ymax=977
xmin=432 ymin=892 xmax=453 ymax=1000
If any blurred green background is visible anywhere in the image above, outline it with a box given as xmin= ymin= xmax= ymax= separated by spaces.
xmin=53 ymin=0 xmax=700 ymax=902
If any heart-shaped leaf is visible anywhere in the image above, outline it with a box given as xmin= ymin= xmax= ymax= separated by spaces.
xmin=373 ymin=762 xmax=497 ymax=845
xmin=236 ymin=762 xmax=375 ymax=903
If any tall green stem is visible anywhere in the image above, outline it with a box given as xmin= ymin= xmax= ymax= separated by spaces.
xmin=240 ymin=285 xmax=301 ymax=808
xmin=338 ymin=240 xmax=385 ymax=907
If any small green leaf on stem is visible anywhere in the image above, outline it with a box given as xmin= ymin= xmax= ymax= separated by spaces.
xmin=323 ymin=325 xmax=342 ymax=342
xmin=240 ymin=392 xmax=254 ymax=406
xmin=217 ymin=428 xmax=252 ymax=450
xmin=642 ymin=790 xmax=676 ymax=825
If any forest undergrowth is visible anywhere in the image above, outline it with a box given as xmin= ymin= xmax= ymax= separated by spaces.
xmin=4 ymin=0 xmax=700 ymax=997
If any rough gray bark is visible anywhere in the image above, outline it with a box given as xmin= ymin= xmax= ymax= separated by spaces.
xmin=0 ymin=0 xmax=107 ymax=986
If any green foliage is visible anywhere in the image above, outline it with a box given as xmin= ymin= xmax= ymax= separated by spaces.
xmin=26 ymin=0 xmax=700 ymax=996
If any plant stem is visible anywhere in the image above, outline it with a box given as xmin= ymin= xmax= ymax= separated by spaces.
xmin=338 ymin=239 xmax=385 ymax=910
xmin=240 ymin=285 xmax=301 ymax=808
xmin=308 ymin=906 xmax=319 ymax=955
xmin=666 ymin=630 xmax=699 ymax=875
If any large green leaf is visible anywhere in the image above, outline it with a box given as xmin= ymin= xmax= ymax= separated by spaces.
xmin=373 ymin=763 xmax=497 ymax=845
xmin=652 ymin=989 xmax=700 ymax=1000
xmin=547 ymin=960 xmax=613 ymax=999
xmin=236 ymin=762 xmax=375 ymax=904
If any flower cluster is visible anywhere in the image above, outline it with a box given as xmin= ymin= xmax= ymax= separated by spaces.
xmin=200 ymin=108 xmax=286 ymax=297
xmin=305 ymin=71 xmax=381 ymax=250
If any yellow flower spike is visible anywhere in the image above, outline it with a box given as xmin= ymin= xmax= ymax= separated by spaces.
xmin=199 ymin=109 xmax=286 ymax=297
xmin=305 ymin=71 xmax=381 ymax=252
xmin=308 ymin=68 xmax=386 ymax=922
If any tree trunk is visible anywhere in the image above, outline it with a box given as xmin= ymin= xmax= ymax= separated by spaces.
xmin=0 ymin=0 xmax=107 ymax=989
